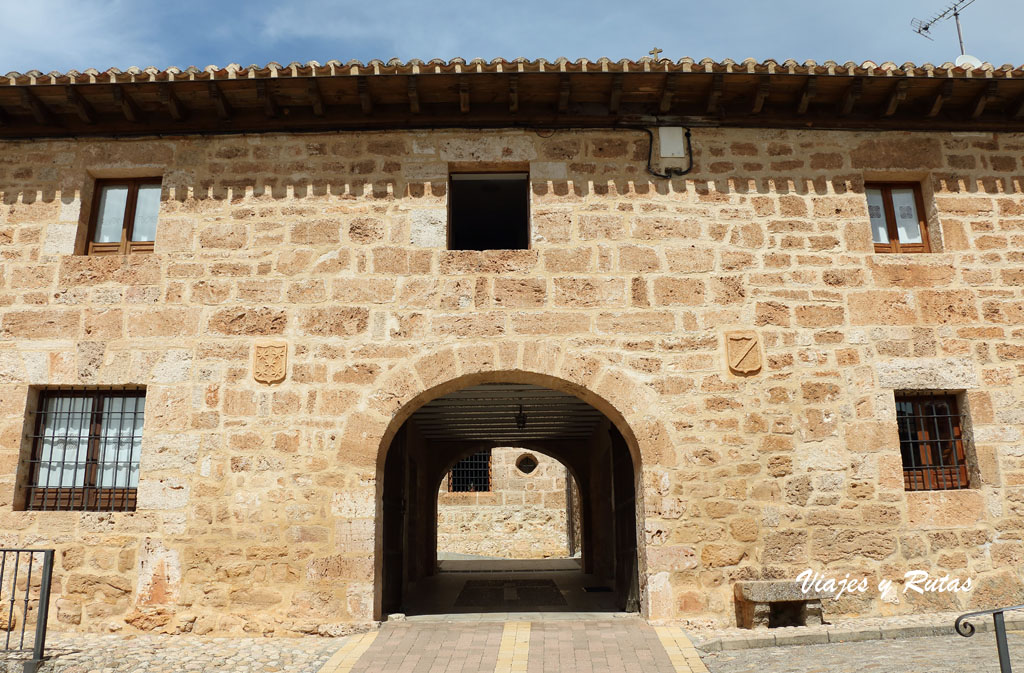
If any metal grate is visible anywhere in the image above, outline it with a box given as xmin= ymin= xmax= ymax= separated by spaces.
xmin=896 ymin=394 xmax=970 ymax=491
xmin=27 ymin=389 xmax=145 ymax=512
xmin=448 ymin=450 xmax=491 ymax=492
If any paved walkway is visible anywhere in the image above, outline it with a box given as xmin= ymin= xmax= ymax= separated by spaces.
xmin=332 ymin=618 xmax=707 ymax=673
xmin=4 ymin=619 xmax=1017 ymax=672
xmin=700 ymin=630 xmax=1024 ymax=673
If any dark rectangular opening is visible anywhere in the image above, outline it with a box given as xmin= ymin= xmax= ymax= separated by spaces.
xmin=449 ymin=173 xmax=529 ymax=250
xmin=769 ymin=601 xmax=805 ymax=628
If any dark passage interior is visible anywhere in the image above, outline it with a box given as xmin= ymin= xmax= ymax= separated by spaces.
xmin=379 ymin=382 xmax=640 ymax=617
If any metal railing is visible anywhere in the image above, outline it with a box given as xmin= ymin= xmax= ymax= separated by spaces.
xmin=956 ymin=603 xmax=1024 ymax=673
xmin=0 ymin=549 xmax=55 ymax=673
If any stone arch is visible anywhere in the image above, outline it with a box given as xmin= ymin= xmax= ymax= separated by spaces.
xmin=347 ymin=340 xmax=676 ymax=620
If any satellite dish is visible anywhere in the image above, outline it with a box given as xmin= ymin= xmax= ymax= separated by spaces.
xmin=955 ymin=54 xmax=983 ymax=68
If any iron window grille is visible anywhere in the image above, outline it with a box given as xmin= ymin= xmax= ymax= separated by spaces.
xmin=896 ymin=393 xmax=970 ymax=491
xmin=86 ymin=178 xmax=161 ymax=255
xmin=25 ymin=389 xmax=145 ymax=511
xmin=448 ymin=450 xmax=492 ymax=492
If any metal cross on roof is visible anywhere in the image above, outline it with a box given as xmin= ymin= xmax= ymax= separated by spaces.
xmin=649 ymin=47 xmax=663 ymax=60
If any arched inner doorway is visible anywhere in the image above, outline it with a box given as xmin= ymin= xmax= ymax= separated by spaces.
xmin=379 ymin=380 xmax=641 ymax=617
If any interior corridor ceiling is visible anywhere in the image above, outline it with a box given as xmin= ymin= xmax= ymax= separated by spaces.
xmin=409 ymin=383 xmax=604 ymax=442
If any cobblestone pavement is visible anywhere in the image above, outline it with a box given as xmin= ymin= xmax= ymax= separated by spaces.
xmin=1 ymin=631 xmax=347 ymax=673
xmin=700 ymin=631 xmax=1024 ymax=673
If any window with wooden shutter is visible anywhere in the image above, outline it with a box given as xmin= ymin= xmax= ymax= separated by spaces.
xmin=86 ymin=178 xmax=161 ymax=255
xmin=865 ymin=182 xmax=931 ymax=253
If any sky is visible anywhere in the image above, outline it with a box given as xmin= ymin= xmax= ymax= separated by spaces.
xmin=0 ymin=0 xmax=1020 ymax=74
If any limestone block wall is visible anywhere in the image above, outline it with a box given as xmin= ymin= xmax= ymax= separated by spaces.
xmin=0 ymin=127 xmax=1023 ymax=634
xmin=436 ymin=448 xmax=571 ymax=559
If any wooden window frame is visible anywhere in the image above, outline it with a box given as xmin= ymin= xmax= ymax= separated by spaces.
xmin=26 ymin=389 xmax=145 ymax=512
xmin=895 ymin=393 xmax=970 ymax=491
xmin=866 ymin=182 xmax=931 ymax=253
xmin=86 ymin=177 xmax=162 ymax=255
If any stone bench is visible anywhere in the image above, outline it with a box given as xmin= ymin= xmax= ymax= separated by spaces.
xmin=734 ymin=581 xmax=834 ymax=629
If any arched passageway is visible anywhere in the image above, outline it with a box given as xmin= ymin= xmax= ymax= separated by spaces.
xmin=378 ymin=380 xmax=641 ymax=617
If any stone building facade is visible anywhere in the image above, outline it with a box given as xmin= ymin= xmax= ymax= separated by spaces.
xmin=437 ymin=448 xmax=573 ymax=559
xmin=1 ymin=58 xmax=1024 ymax=636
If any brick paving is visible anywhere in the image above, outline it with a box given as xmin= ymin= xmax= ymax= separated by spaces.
xmin=700 ymin=630 xmax=1024 ymax=673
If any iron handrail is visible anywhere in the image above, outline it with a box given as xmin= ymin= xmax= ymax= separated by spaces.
xmin=0 ymin=549 xmax=54 ymax=673
xmin=955 ymin=603 xmax=1024 ymax=673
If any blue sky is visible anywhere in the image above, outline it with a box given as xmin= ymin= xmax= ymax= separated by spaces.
xmin=1 ymin=0 xmax=1020 ymax=74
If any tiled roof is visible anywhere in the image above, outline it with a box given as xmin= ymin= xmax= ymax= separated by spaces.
xmin=5 ymin=57 xmax=1024 ymax=85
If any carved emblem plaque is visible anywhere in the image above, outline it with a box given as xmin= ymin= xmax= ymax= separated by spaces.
xmin=726 ymin=331 xmax=761 ymax=376
xmin=254 ymin=342 xmax=287 ymax=384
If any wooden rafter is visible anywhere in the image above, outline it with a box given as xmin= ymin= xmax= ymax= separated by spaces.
xmin=307 ymin=80 xmax=324 ymax=116
xmin=208 ymin=82 xmax=231 ymax=119
xmin=797 ymin=77 xmax=816 ymax=115
xmin=407 ymin=76 xmax=420 ymax=114
xmin=459 ymin=81 xmax=470 ymax=113
xmin=658 ymin=74 xmax=679 ymax=113
xmin=358 ymin=77 xmax=372 ymax=114
xmin=751 ymin=80 xmax=769 ymax=115
xmin=609 ymin=74 xmax=623 ymax=113
xmin=883 ymin=80 xmax=909 ymax=117
xmin=65 ymin=86 xmax=95 ymax=124
xmin=255 ymin=81 xmax=279 ymax=118
xmin=838 ymin=78 xmax=862 ymax=116
xmin=972 ymin=81 xmax=998 ymax=119
xmin=558 ymin=74 xmax=571 ymax=113
xmin=706 ymin=74 xmax=723 ymax=114
xmin=112 ymin=86 xmax=142 ymax=122
xmin=927 ymin=80 xmax=955 ymax=118
xmin=508 ymin=75 xmax=519 ymax=113
xmin=159 ymin=85 xmax=187 ymax=121
xmin=19 ymin=88 xmax=53 ymax=125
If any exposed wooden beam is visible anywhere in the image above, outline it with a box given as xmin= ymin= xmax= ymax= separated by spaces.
xmin=751 ymin=80 xmax=769 ymax=115
xmin=838 ymin=78 xmax=862 ymax=116
xmin=358 ymin=77 xmax=372 ymax=114
xmin=407 ymin=77 xmax=420 ymax=114
xmin=972 ymin=81 xmax=998 ymax=119
xmin=19 ymin=88 xmax=53 ymax=125
xmin=0 ymin=105 xmax=8 ymax=126
xmin=255 ymin=81 xmax=279 ymax=118
xmin=459 ymin=81 xmax=470 ymax=113
xmin=65 ymin=86 xmax=95 ymax=124
xmin=159 ymin=84 xmax=187 ymax=121
xmin=307 ymin=80 xmax=324 ymax=116
xmin=706 ymin=74 xmax=723 ymax=114
xmin=558 ymin=74 xmax=571 ymax=113
xmin=112 ymin=86 xmax=143 ymax=122
xmin=1014 ymin=96 xmax=1024 ymax=119
xmin=927 ymin=80 xmax=955 ymax=118
xmin=658 ymin=74 xmax=679 ymax=114
xmin=797 ymin=77 xmax=816 ymax=115
xmin=883 ymin=80 xmax=909 ymax=117
xmin=609 ymin=74 xmax=623 ymax=114
xmin=508 ymin=75 xmax=519 ymax=113
xmin=208 ymin=82 xmax=231 ymax=119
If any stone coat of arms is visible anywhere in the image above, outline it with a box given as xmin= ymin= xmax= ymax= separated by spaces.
xmin=725 ymin=331 xmax=761 ymax=376
xmin=254 ymin=342 xmax=287 ymax=384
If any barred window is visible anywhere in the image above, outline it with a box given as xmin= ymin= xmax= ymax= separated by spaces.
xmin=448 ymin=450 xmax=491 ymax=492
xmin=26 ymin=389 xmax=145 ymax=511
xmin=896 ymin=393 xmax=970 ymax=491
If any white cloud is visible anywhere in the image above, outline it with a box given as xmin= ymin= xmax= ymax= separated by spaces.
xmin=0 ymin=0 xmax=169 ymax=73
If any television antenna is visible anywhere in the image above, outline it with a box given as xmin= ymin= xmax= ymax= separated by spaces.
xmin=912 ymin=0 xmax=982 ymax=66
